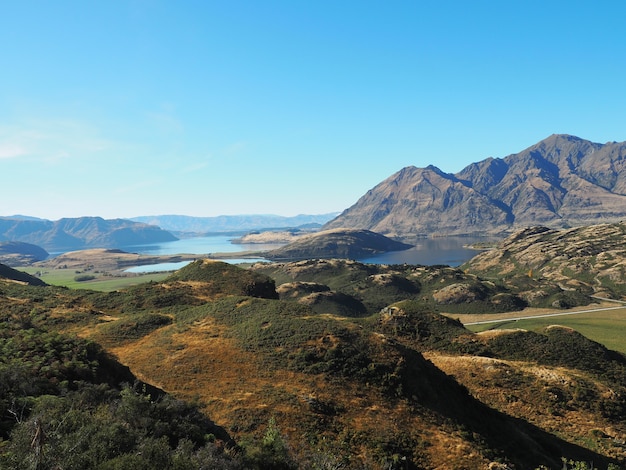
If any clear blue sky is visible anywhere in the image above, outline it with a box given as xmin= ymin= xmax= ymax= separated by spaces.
xmin=2 ymin=1 xmax=625 ymax=220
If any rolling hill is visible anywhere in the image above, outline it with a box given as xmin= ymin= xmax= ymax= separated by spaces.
xmin=1 ymin=254 xmax=624 ymax=468
xmin=463 ymin=221 xmax=626 ymax=301
xmin=264 ymin=228 xmax=412 ymax=261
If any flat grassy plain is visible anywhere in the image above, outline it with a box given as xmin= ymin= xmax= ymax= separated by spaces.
xmin=464 ymin=306 xmax=626 ymax=354
xmin=20 ymin=266 xmax=170 ymax=291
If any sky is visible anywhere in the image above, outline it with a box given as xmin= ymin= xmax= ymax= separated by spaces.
xmin=2 ymin=1 xmax=626 ymax=221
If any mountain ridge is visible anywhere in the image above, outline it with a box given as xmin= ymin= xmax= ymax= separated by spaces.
xmin=0 ymin=216 xmax=177 ymax=251
xmin=131 ymin=213 xmax=339 ymax=233
xmin=325 ymin=134 xmax=626 ymax=237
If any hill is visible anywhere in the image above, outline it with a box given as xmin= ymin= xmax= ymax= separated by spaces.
xmin=0 ymin=241 xmax=49 ymax=266
xmin=0 ymin=258 xmax=624 ymax=468
xmin=324 ymin=134 xmax=626 ymax=237
xmin=463 ymin=221 xmax=626 ymax=300
xmin=0 ymin=262 xmax=47 ymax=286
xmin=0 ymin=291 xmax=238 ymax=468
xmin=264 ymin=228 xmax=412 ymax=261
xmin=0 ymin=216 xmax=177 ymax=251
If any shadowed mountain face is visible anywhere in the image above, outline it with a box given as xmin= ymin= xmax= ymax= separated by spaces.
xmin=0 ymin=216 xmax=177 ymax=251
xmin=325 ymin=134 xmax=626 ymax=237
xmin=0 ymin=241 xmax=49 ymax=266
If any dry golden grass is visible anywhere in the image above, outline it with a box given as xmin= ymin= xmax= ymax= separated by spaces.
xmin=425 ymin=352 xmax=626 ymax=461
xmin=92 ymin=314 xmax=504 ymax=468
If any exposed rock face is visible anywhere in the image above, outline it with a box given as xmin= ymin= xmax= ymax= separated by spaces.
xmin=0 ymin=216 xmax=177 ymax=251
xmin=325 ymin=134 xmax=626 ymax=237
xmin=265 ymin=228 xmax=412 ymax=261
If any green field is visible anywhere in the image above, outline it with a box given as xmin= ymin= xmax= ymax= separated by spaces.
xmin=467 ymin=307 xmax=626 ymax=355
xmin=20 ymin=267 xmax=170 ymax=292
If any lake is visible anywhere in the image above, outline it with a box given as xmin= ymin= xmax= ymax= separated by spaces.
xmin=122 ymin=234 xmax=494 ymax=272
xmin=122 ymin=235 xmax=285 ymax=256
xmin=360 ymin=236 xmax=491 ymax=266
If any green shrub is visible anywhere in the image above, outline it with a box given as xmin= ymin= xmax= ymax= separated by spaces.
xmin=96 ymin=313 xmax=172 ymax=343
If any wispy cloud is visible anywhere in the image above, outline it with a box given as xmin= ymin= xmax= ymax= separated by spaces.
xmin=179 ymin=161 xmax=209 ymax=174
xmin=146 ymin=102 xmax=184 ymax=134
xmin=0 ymin=143 xmax=27 ymax=159
xmin=146 ymin=111 xmax=184 ymax=134
xmin=223 ymin=141 xmax=247 ymax=157
xmin=0 ymin=119 xmax=113 ymax=164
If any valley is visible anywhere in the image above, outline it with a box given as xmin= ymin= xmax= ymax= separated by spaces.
xmin=2 ymin=224 xmax=626 ymax=468
xmin=3 ymin=135 xmax=626 ymax=468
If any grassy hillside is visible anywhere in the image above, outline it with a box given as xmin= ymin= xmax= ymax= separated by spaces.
xmin=0 ymin=259 xmax=624 ymax=469
xmin=463 ymin=222 xmax=626 ymax=300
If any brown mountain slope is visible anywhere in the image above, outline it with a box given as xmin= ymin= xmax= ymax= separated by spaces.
xmin=324 ymin=166 xmax=512 ymax=237
xmin=325 ymin=134 xmax=626 ymax=237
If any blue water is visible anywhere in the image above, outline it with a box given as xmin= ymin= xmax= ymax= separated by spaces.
xmin=122 ymin=235 xmax=490 ymax=272
xmin=125 ymin=261 xmax=193 ymax=273
xmin=361 ymin=237 xmax=486 ymax=266
xmin=123 ymin=235 xmax=285 ymax=256
xmin=122 ymin=235 xmax=284 ymax=272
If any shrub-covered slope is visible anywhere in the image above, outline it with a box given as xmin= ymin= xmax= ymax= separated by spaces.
xmin=0 ymin=260 xmax=623 ymax=469
xmin=0 ymin=306 xmax=237 ymax=469
xmin=0 ymin=262 xmax=47 ymax=286
xmin=252 ymin=258 xmax=585 ymax=315
xmin=463 ymin=222 xmax=626 ymax=299
xmin=264 ymin=228 xmax=412 ymax=261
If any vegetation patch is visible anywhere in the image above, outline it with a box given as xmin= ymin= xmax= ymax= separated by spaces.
xmin=96 ymin=313 xmax=173 ymax=344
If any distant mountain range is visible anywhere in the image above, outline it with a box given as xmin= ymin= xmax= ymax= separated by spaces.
xmin=0 ymin=214 xmax=340 ymax=254
xmin=324 ymin=134 xmax=626 ymax=237
xmin=130 ymin=213 xmax=339 ymax=233
xmin=0 ymin=217 xmax=177 ymax=252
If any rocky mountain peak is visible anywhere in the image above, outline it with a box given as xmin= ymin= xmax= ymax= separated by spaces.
xmin=325 ymin=135 xmax=626 ymax=237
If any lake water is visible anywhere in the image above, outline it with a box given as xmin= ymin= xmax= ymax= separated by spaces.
xmin=360 ymin=237 xmax=490 ymax=266
xmin=122 ymin=234 xmax=494 ymax=272
xmin=123 ymin=235 xmax=285 ymax=256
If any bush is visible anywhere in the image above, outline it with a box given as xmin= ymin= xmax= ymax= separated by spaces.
xmin=96 ymin=313 xmax=172 ymax=343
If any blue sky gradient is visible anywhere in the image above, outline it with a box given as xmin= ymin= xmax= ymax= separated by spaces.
xmin=2 ymin=1 xmax=625 ymax=220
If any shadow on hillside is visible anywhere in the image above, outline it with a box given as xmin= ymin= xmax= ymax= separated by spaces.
xmin=397 ymin=343 xmax=619 ymax=469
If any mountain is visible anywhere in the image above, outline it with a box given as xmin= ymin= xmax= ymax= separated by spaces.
xmin=325 ymin=134 xmax=626 ymax=237
xmin=130 ymin=213 xmax=339 ymax=233
xmin=0 ymin=216 xmax=177 ymax=252
xmin=264 ymin=228 xmax=413 ymax=261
